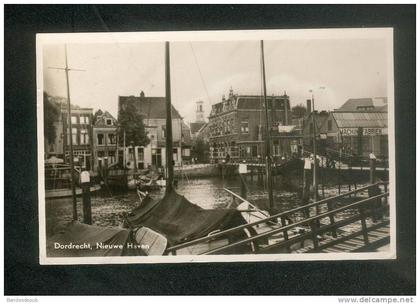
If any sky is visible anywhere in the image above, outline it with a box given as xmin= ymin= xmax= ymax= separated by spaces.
xmin=43 ymin=38 xmax=388 ymax=124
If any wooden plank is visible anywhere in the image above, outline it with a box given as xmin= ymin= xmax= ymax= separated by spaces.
xmin=323 ymin=247 xmax=344 ymax=253
xmin=334 ymin=242 xmax=356 ymax=251
xmin=332 ymin=244 xmax=353 ymax=252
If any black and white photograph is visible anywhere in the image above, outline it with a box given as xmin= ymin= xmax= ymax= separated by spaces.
xmin=37 ymin=28 xmax=395 ymax=264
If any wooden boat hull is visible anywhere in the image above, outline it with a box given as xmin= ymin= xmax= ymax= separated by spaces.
xmin=45 ymin=184 xmax=101 ymax=199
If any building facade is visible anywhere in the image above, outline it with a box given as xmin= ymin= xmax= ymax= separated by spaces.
xmin=118 ymin=92 xmax=191 ymax=170
xmin=92 ymin=110 xmax=118 ymax=171
xmin=318 ymin=111 xmax=388 ymax=159
xmin=61 ymin=106 xmax=94 ymax=170
xmin=208 ymin=89 xmax=293 ymax=163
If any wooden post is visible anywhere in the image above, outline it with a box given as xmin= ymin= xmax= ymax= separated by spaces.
xmin=327 ymin=201 xmax=337 ymax=238
xmin=369 ymin=154 xmax=377 ymax=184
xmin=81 ymin=171 xmax=92 ymax=225
xmin=280 ymin=216 xmax=290 ymax=253
xmin=359 ymin=206 xmax=370 ymax=246
xmin=240 ymin=174 xmax=247 ymax=200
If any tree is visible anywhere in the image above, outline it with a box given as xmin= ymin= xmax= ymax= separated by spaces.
xmin=44 ymin=91 xmax=60 ymax=145
xmin=291 ymin=104 xmax=307 ymax=119
xmin=118 ymin=101 xmax=150 ymax=169
xmin=192 ymin=137 xmax=209 ymax=163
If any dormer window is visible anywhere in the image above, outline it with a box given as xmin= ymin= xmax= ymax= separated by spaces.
xmin=106 ymin=118 xmax=112 ymax=126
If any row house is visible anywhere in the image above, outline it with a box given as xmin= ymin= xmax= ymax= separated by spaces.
xmin=92 ymin=110 xmax=118 ymax=171
xmin=208 ymin=88 xmax=293 ymax=163
xmin=118 ymin=91 xmax=192 ymax=170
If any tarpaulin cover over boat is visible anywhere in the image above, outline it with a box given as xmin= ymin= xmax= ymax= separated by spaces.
xmin=47 ymin=221 xmax=144 ymax=257
xmin=127 ymin=190 xmax=246 ymax=246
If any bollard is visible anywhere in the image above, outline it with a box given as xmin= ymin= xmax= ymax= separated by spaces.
xmin=80 ymin=170 xmax=92 ymax=225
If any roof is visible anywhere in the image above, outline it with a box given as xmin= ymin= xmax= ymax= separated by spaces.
xmin=119 ymin=95 xmax=182 ymax=120
xmin=94 ymin=110 xmax=117 ymax=127
xmin=332 ymin=112 xmax=388 ymax=128
xmin=210 ymin=93 xmax=290 ymax=116
xmin=236 ymin=96 xmax=288 ymax=110
xmin=190 ymin=122 xmax=206 ymax=134
xmin=337 ymin=97 xmax=388 ymax=112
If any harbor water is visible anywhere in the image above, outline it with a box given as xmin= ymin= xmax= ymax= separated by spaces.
xmin=45 ymin=176 xmax=368 ymax=238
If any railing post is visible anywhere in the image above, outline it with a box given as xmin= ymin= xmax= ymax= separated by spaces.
xmin=280 ymin=216 xmax=290 ymax=253
xmin=358 ymin=205 xmax=370 ymax=246
xmin=327 ymin=201 xmax=337 ymax=238
xmin=309 ymin=219 xmax=319 ymax=251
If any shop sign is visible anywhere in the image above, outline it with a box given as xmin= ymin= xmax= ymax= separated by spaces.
xmin=340 ymin=128 xmax=358 ymax=136
xmin=340 ymin=127 xmax=385 ymax=136
xmin=363 ymin=128 xmax=382 ymax=136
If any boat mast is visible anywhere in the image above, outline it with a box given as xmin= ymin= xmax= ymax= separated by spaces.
xmin=311 ymin=92 xmax=318 ymax=201
xmin=64 ymin=45 xmax=78 ymax=221
xmin=260 ymin=40 xmax=274 ymax=212
xmin=165 ymin=41 xmax=174 ymax=192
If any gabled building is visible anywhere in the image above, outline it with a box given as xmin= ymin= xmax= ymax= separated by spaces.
xmin=118 ymin=91 xmax=190 ymax=169
xmin=319 ymin=111 xmax=388 ymax=158
xmin=208 ymin=88 xmax=292 ymax=162
xmin=92 ymin=110 xmax=118 ymax=171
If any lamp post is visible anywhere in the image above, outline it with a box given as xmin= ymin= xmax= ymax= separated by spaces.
xmin=309 ymin=86 xmax=325 ymax=202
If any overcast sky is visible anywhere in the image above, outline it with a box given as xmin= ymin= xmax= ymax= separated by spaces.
xmin=43 ymin=38 xmax=388 ymax=123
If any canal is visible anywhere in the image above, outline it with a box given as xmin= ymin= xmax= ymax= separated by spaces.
xmin=45 ymin=176 xmax=368 ymax=237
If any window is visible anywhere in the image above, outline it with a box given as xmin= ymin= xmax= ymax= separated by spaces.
xmin=161 ymin=127 xmax=166 ymax=138
xmin=137 ymin=147 xmax=144 ymax=161
xmin=241 ymin=121 xmax=249 ymax=133
xmin=71 ymin=115 xmax=77 ymax=124
xmin=173 ymin=148 xmax=178 ymax=161
xmin=128 ymin=148 xmax=134 ymax=160
xmin=98 ymin=151 xmax=104 ymax=158
xmin=108 ymin=133 xmax=116 ymax=145
xmin=97 ymin=133 xmax=104 ymax=145
xmin=328 ymin=120 xmax=332 ymax=131
xmin=182 ymin=148 xmax=190 ymax=157
xmin=72 ymin=128 xmax=77 ymax=145
xmin=80 ymin=129 xmax=89 ymax=145
xmin=106 ymin=119 xmax=112 ymax=126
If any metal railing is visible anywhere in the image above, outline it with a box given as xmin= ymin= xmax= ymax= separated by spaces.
xmin=165 ymin=182 xmax=388 ymax=255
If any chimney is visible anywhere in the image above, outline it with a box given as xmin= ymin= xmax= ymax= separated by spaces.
xmin=306 ymin=99 xmax=312 ymax=114
xmin=140 ymin=91 xmax=145 ymax=98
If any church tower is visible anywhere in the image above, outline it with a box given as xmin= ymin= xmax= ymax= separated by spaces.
xmin=195 ymin=100 xmax=205 ymax=122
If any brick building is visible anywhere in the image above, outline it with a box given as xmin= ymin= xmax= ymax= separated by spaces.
xmin=208 ymin=88 xmax=292 ymax=163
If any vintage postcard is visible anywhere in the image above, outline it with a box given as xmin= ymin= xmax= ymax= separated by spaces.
xmin=37 ymin=28 xmax=396 ymax=264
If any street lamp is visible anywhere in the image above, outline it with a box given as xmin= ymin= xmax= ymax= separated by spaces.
xmin=308 ymin=86 xmax=326 ymax=202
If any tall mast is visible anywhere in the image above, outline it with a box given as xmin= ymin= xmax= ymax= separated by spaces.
xmin=311 ymin=93 xmax=318 ymax=201
xmin=260 ymin=40 xmax=274 ymax=212
xmin=48 ymin=45 xmax=85 ymax=221
xmin=64 ymin=45 xmax=78 ymax=221
xmin=165 ymin=41 xmax=174 ymax=192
